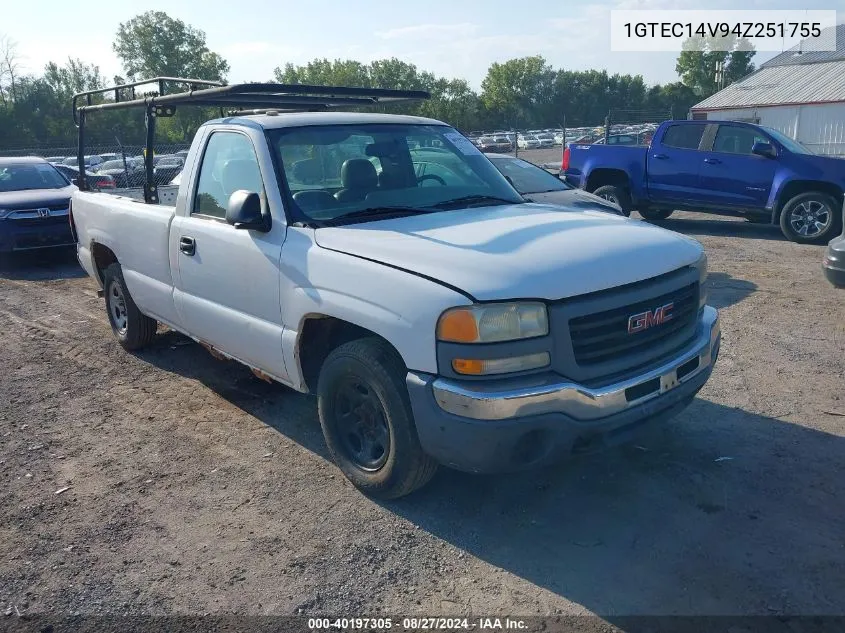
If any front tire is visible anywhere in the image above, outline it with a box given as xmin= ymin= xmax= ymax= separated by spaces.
xmin=779 ymin=192 xmax=841 ymax=244
xmin=592 ymin=185 xmax=632 ymax=217
xmin=638 ymin=208 xmax=673 ymax=221
xmin=102 ymin=263 xmax=157 ymax=350
xmin=317 ymin=337 xmax=438 ymax=499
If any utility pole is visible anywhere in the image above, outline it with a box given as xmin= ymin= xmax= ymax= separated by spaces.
xmin=714 ymin=60 xmax=725 ymax=92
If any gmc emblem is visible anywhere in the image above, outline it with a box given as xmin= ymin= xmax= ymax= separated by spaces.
xmin=628 ymin=302 xmax=674 ymax=334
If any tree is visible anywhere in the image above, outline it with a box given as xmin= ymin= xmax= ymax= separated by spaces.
xmin=0 ymin=34 xmax=21 ymax=105
xmin=675 ymin=36 xmax=755 ymax=98
xmin=480 ymin=56 xmax=556 ymax=128
xmin=113 ymin=11 xmax=229 ymax=81
xmin=274 ymin=59 xmax=371 ymax=87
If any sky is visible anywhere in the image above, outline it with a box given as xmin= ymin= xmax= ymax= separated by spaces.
xmin=3 ymin=0 xmax=843 ymax=90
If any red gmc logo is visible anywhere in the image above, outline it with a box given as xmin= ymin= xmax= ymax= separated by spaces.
xmin=628 ymin=302 xmax=674 ymax=334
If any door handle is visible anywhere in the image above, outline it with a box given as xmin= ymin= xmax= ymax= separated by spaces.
xmin=653 ymin=153 xmax=668 ymax=159
xmin=703 ymin=158 xmax=721 ymax=165
xmin=179 ymin=236 xmax=196 ymax=256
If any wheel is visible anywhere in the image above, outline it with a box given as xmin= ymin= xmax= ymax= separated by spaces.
xmin=592 ymin=185 xmax=632 ymax=217
xmin=779 ymin=192 xmax=841 ymax=244
xmin=638 ymin=208 xmax=673 ymax=221
xmin=102 ymin=263 xmax=157 ymax=350
xmin=317 ymin=337 xmax=438 ymax=499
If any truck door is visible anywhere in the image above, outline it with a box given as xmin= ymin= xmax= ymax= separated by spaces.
xmin=172 ymin=130 xmax=288 ymax=381
xmin=697 ymin=124 xmax=777 ymax=210
xmin=647 ymin=122 xmax=710 ymax=205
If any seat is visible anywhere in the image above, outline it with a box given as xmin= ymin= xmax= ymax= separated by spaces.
xmin=291 ymin=158 xmax=322 ymax=185
xmin=293 ymin=190 xmax=337 ymax=213
xmin=334 ymin=159 xmax=378 ymax=202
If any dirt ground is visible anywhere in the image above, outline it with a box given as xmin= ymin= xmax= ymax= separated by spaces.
xmin=1 ymin=211 xmax=844 ymax=624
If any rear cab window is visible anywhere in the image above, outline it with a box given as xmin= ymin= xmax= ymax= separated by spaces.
xmin=661 ymin=125 xmax=706 ymax=150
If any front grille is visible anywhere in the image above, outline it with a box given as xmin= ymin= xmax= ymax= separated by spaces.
xmin=569 ymin=282 xmax=699 ymax=366
xmin=8 ymin=204 xmax=69 ymax=226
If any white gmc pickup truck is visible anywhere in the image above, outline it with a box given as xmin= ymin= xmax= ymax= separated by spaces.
xmin=71 ymin=83 xmax=720 ymax=498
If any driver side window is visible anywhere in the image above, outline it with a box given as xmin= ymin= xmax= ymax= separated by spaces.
xmin=194 ymin=132 xmax=263 ymax=218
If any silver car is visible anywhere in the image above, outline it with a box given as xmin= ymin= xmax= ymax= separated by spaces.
xmin=486 ymin=153 xmax=622 ymax=215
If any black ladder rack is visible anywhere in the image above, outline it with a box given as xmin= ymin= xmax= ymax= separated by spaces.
xmin=72 ymin=77 xmax=430 ymax=202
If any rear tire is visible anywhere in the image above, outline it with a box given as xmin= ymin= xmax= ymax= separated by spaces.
xmin=317 ymin=337 xmax=438 ymax=499
xmin=638 ymin=208 xmax=673 ymax=221
xmin=102 ymin=263 xmax=157 ymax=350
xmin=779 ymin=191 xmax=841 ymax=244
xmin=592 ymin=185 xmax=632 ymax=217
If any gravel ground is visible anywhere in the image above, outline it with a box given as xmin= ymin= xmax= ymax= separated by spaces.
xmin=1 ymin=212 xmax=844 ymax=624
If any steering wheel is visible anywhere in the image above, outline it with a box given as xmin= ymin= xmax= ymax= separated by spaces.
xmin=417 ymin=174 xmax=447 ymax=186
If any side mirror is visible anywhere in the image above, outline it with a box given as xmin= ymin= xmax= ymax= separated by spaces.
xmin=226 ymin=190 xmax=271 ymax=232
xmin=752 ymin=141 xmax=777 ymax=158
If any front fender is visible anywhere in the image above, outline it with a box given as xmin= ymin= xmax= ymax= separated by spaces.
xmin=279 ymin=228 xmax=471 ymax=389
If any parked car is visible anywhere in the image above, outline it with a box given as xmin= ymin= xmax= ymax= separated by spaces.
xmin=477 ymin=137 xmax=509 ymax=153
xmin=63 ymin=155 xmax=104 ymax=171
xmin=486 ymin=153 xmax=622 ymax=215
xmin=0 ymin=157 xmax=76 ymax=253
xmin=152 ymin=155 xmax=184 ymax=185
xmin=535 ymin=133 xmax=555 ymax=148
xmin=491 ymin=135 xmax=512 ymax=150
xmin=823 ymin=195 xmax=845 ymax=288
xmin=517 ymin=134 xmax=540 ymax=150
xmin=45 ymin=156 xmax=67 ymax=165
xmin=592 ymin=132 xmax=652 ymax=146
xmin=563 ymin=119 xmax=845 ymax=243
xmin=96 ymin=159 xmax=145 ymax=187
xmin=98 ymin=153 xmax=120 ymax=163
xmin=54 ymin=164 xmax=116 ymax=190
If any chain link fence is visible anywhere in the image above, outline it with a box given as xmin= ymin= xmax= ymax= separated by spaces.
xmin=3 ymin=142 xmax=192 ymax=190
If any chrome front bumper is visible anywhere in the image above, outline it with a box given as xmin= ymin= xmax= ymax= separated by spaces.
xmin=432 ymin=306 xmax=720 ymax=421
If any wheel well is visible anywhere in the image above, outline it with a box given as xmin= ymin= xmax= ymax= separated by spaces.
xmin=586 ymin=169 xmax=630 ymax=193
xmin=775 ymin=181 xmax=844 ymax=219
xmin=91 ymin=242 xmax=118 ymax=284
xmin=297 ymin=316 xmax=402 ymax=393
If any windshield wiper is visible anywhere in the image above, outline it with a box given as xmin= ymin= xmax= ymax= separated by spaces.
xmin=430 ymin=195 xmax=522 ymax=210
xmin=322 ymin=206 xmax=434 ymax=226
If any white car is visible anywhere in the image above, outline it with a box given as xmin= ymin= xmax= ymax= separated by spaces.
xmin=517 ymin=135 xmax=541 ymax=149
xmin=72 ymin=83 xmax=720 ymax=499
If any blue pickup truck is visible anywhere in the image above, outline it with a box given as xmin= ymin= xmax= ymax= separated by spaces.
xmin=563 ymin=119 xmax=845 ymax=243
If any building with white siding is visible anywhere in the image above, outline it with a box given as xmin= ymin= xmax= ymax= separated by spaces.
xmin=690 ymin=25 xmax=845 ymax=157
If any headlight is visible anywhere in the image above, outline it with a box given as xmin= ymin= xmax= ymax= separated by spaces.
xmin=437 ymin=302 xmax=549 ymax=343
xmin=693 ymin=251 xmax=708 ymax=308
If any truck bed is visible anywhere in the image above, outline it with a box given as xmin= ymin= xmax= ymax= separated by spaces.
xmin=72 ymin=188 xmax=183 ymax=328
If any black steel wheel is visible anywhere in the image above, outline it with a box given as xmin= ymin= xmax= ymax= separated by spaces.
xmin=317 ymin=337 xmax=438 ymax=499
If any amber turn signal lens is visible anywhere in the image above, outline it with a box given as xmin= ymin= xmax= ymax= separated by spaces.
xmin=452 ymin=358 xmax=484 ymax=375
xmin=437 ymin=309 xmax=479 ymax=343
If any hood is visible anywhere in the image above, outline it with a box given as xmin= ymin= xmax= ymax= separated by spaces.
xmin=525 ymin=188 xmax=623 ymax=215
xmin=315 ymin=203 xmax=703 ymax=301
xmin=0 ymin=186 xmax=74 ymax=210
xmin=804 ymin=154 xmax=845 ymax=180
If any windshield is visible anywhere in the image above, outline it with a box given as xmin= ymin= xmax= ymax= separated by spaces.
xmin=269 ymin=124 xmax=523 ymax=224
xmin=0 ymin=163 xmax=69 ymax=192
xmin=489 ymin=156 xmax=571 ymax=194
xmin=764 ymin=127 xmax=812 ymax=155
